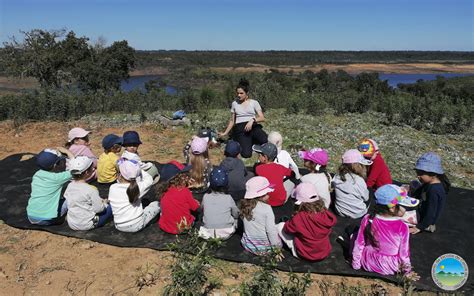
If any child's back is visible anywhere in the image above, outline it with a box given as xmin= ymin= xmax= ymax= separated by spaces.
xmin=97 ymin=151 xmax=120 ymax=183
xmin=220 ymin=156 xmax=248 ymax=192
xmin=64 ymin=181 xmax=105 ymax=230
xmin=352 ymin=214 xmax=410 ymax=275
xmin=333 ymin=173 xmax=369 ymax=218
xmin=159 ymin=186 xmax=199 ymax=234
xmin=255 ymin=162 xmax=292 ymax=206
xmin=27 ymin=169 xmax=71 ymax=219
xmin=242 ymin=201 xmax=281 ymax=254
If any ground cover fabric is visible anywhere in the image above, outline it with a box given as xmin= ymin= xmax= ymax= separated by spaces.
xmin=0 ymin=153 xmax=472 ymax=292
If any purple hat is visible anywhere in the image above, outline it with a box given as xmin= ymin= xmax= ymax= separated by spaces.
xmin=342 ymin=149 xmax=373 ymax=165
xmin=244 ymin=176 xmax=275 ymax=199
xmin=292 ymin=183 xmax=320 ymax=205
xmin=118 ymin=159 xmax=142 ymax=180
xmin=415 ymin=152 xmax=444 ymax=174
xmin=190 ymin=136 xmax=209 ymax=155
xmin=298 ymin=148 xmax=329 ymax=166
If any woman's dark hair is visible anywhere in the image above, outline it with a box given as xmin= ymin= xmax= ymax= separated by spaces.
xmin=363 ymin=204 xmax=402 ymax=248
xmin=236 ymin=78 xmax=250 ymax=93
xmin=127 ymin=179 xmax=140 ymax=204
xmin=295 ymin=199 xmax=325 ymax=214
xmin=239 ymin=198 xmax=258 ymax=220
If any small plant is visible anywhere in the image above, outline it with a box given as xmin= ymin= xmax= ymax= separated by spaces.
xmin=396 ymin=267 xmax=420 ymax=296
xmin=163 ymin=228 xmax=222 ymax=296
xmin=240 ymin=248 xmax=313 ymax=296
xmin=135 ymin=263 xmax=160 ymax=291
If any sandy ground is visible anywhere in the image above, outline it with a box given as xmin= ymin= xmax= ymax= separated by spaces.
xmin=0 ymin=120 xmax=417 ymax=295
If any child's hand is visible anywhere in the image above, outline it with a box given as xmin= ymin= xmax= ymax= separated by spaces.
xmin=409 ymin=227 xmax=421 ymax=234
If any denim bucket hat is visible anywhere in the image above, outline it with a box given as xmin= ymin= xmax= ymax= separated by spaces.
xmin=415 ymin=152 xmax=444 ymax=174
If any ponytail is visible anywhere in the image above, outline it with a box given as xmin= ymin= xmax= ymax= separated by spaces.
xmin=438 ymin=173 xmax=451 ymax=193
xmin=127 ymin=179 xmax=140 ymax=204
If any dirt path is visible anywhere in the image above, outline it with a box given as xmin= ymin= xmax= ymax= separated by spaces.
xmin=0 ymin=120 xmax=412 ymax=295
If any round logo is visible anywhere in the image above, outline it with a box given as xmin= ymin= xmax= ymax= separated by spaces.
xmin=432 ymin=253 xmax=469 ymax=291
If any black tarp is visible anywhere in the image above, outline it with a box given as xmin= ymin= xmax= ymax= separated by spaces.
xmin=0 ymin=153 xmax=472 ymax=292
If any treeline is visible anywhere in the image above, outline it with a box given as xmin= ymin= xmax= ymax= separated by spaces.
xmin=1 ymin=68 xmax=472 ymax=134
xmin=135 ymin=50 xmax=474 ymax=69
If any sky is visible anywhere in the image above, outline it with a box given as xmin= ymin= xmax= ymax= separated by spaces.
xmin=0 ymin=0 xmax=472 ymax=51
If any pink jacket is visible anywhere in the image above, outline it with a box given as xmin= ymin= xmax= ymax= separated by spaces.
xmin=352 ymin=214 xmax=411 ymax=275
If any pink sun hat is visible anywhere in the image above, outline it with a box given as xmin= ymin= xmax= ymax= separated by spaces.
xmin=292 ymin=182 xmax=320 ymax=205
xmin=244 ymin=176 xmax=275 ymax=199
xmin=342 ymin=149 xmax=373 ymax=165
xmin=68 ymin=127 xmax=91 ymax=142
xmin=298 ymin=148 xmax=329 ymax=166
xmin=190 ymin=136 xmax=209 ymax=155
xmin=118 ymin=159 xmax=142 ymax=180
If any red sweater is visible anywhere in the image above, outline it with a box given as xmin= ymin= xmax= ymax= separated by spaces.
xmin=255 ymin=162 xmax=292 ymax=207
xmin=158 ymin=187 xmax=199 ymax=234
xmin=366 ymin=153 xmax=392 ymax=190
xmin=283 ymin=210 xmax=337 ymax=261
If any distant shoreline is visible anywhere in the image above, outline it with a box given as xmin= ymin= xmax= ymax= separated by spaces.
xmin=130 ymin=63 xmax=474 ymax=76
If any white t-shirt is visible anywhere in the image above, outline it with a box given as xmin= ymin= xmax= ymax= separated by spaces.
xmin=108 ymin=171 xmax=153 ymax=227
xmin=231 ymin=99 xmax=262 ymax=124
xmin=300 ymin=173 xmax=332 ymax=208
xmin=64 ymin=181 xmax=106 ymax=230
xmin=275 ymin=150 xmax=301 ymax=179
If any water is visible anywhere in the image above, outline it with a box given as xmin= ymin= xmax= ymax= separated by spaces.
xmin=120 ymin=75 xmax=177 ymax=94
xmin=378 ymin=73 xmax=472 ymax=88
xmin=121 ymin=73 xmax=473 ymax=93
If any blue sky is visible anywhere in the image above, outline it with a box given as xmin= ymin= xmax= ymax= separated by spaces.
xmin=1 ymin=0 xmax=472 ymax=51
xmin=436 ymin=258 xmax=466 ymax=274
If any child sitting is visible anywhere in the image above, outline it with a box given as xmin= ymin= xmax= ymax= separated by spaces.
xmin=268 ymin=131 xmax=301 ymax=179
xmin=187 ymin=137 xmax=213 ymax=193
xmin=219 ymin=140 xmax=252 ymax=199
xmin=108 ymin=159 xmax=160 ymax=232
xmin=352 ymin=184 xmax=418 ymax=275
xmin=298 ymin=148 xmax=332 ymax=208
xmin=158 ymin=161 xmax=200 ymax=234
xmin=121 ymin=130 xmax=159 ymax=179
xmin=277 ymin=182 xmax=337 ymax=261
xmin=27 ymin=147 xmax=74 ymax=225
xmin=64 ymin=156 xmax=112 ymax=230
xmin=65 ymin=127 xmax=97 ymax=181
xmin=253 ymin=143 xmax=294 ymax=207
xmin=410 ymin=152 xmax=451 ymax=234
xmin=198 ymin=167 xmax=239 ymax=240
xmin=333 ymin=149 xmax=371 ymax=219
xmin=358 ymin=138 xmax=392 ymax=190
xmin=97 ymin=134 xmax=123 ymax=184
xmin=240 ymin=176 xmax=282 ymax=255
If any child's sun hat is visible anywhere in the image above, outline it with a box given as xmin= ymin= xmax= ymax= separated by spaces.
xmin=252 ymin=142 xmax=278 ymax=161
xmin=342 ymin=149 xmax=373 ymax=166
xmin=69 ymin=156 xmax=93 ymax=175
xmin=292 ymin=182 xmax=320 ymax=205
xmin=415 ymin=152 xmax=444 ymax=174
xmin=36 ymin=148 xmax=65 ymax=170
xmin=118 ymin=159 xmax=142 ymax=181
xmin=122 ymin=131 xmax=142 ymax=146
xmin=358 ymin=138 xmax=379 ymax=159
xmin=224 ymin=140 xmax=241 ymax=157
xmin=159 ymin=160 xmax=192 ymax=182
xmin=244 ymin=176 xmax=275 ymax=199
xmin=191 ymin=136 xmax=209 ymax=155
xmin=68 ymin=127 xmax=90 ymax=143
xmin=102 ymin=134 xmax=123 ymax=150
xmin=375 ymin=184 xmax=419 ymax=208
xmin=298 ymin=148 xmax=329 ymax=166
xmin=210 ymin=166 xmax=228 ymax=189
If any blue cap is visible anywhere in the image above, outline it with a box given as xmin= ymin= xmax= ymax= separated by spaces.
xmin=102 ymin=134 xmax=123 ymax=150
xmin=415 ymin=152 xmax=444 ymax=174
xmin=122 ymin=131 xmax=142 ymax=146
xmin=210 ymin=166 xmax=228 ymax=189
xmin=375 ymin=184 xmax=419 ymax=208
xmin=36 ymin=149 xmax=64 ymax=170
xmin=225 ymin=140 xmax=241 ymax=157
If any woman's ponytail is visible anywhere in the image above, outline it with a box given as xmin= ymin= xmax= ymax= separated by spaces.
xmin=127 ymin=179 xmax=140 ymax=204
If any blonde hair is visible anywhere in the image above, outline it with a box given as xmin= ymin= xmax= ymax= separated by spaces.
xmin=189 ymin=152 xmax=210 ymax=188
xmin=268 ymin=131 xmax=283 ymax=152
